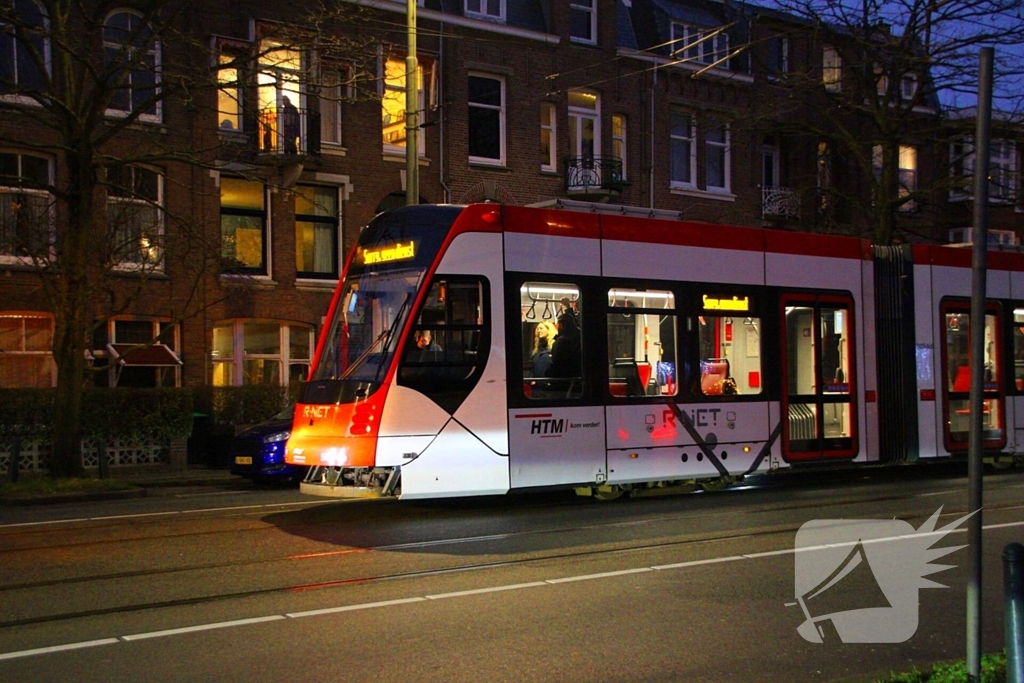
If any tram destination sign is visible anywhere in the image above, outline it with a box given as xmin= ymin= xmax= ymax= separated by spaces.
xmin=702 ymin=294 xmax=750 ymax=312
xmin=361 ymin=240 xmax=417 ymax=265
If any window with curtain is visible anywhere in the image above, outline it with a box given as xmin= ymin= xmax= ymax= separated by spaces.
xmin=0 ymin=312 xmax=54 ymax=387
xmin=106 ymin=165 xmax=163 ymax=269
xmin=705 ymin=117 xmax=730 ymax=192
xmin=0 ymin=151 xmax=51 ymax=262
xmin=295 ymin=184 xmax=338 ymax=279
xmin=220 ymin=177 xmax=267 ymax=275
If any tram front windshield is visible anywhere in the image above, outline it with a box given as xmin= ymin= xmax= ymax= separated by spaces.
xmin=311 ymin=268 xmax=423 ymax=383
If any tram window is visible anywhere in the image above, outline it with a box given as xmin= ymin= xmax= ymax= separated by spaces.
xmin=520 ymin=282 xmax=583 ymax=400
xmin=1013 ymin=308 xmax=1024 ymax=392
xmin=943 ymin=308 xmax=1001 ymax=443
xmin=607 ymin=288 xmax=676 ymax=397
xmin=698 ymin=315 xmax=761 ymax=396
xmin=399 ymin=278 xmax=488 ymax=413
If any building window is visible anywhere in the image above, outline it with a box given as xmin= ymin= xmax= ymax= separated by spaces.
xmin=465 ymin=0 xmax=504 ymax=21
xmin=216 ymin=51 xmax=241 ymax=131
xmin=671 ymin=23 xmax=729 ymax=67
xmin=612 ymin=115 xmax=626 ymax=181
xmin=570 ymin=0 xmax=596 ymax=45
xmin=874 ymin=144 xmax=917 ymax=210
xmin=319 ymin=66 xmax=345 ymax=146
xmin=381 ymin=56 xmax=425 ymax=154
xmin=220 ymin=177 xmax=266 ymax=275
xmin=106 ymin=165 xmax=163 ymax=269
xmin=92 ymin=318 xmax=180 ymax=388
xmin=0 ymin=0 xmax=49 ymax=99
xmin=541 ymin=102 xmax=556 ymax=172
xmin=670 ymin=110 xmax=696 ymax=188
xmin=468 ymin=73 xmax=504 ymax=165
xmin=822 ymin=45 xmax=841 ymax=92
xmin=950 ymin=137 xmax=1018 ymax=202
xmin=901 ymin=73 xmax=918 ymax=100
xmin=767 ymin=35 xmax=788 ymax=77
xmin=705 ymin=117 xmax=730 ymax=192
xmin=212 ymin=320 xmax=314 ymax=388
xmin=103 ymin=10 xmax=160 ymax=121
xmin=0 ymin=312 xmax=54 ymax=387
xmin=0 ymin=151 xmax=52 ymax=262
xmin=258 ymin=39 xmax=305 ymax=155
xmin=295 ymin=185 xmax=339 ymax=279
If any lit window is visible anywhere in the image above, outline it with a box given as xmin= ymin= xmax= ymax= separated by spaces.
xmin=320 ymin=66 xmax=345 ymax=146
xmin=0 ymin=0 xmax=49 ymax=100
xmin=822 ymin=45 xmax=841 ymax=92
xmin=216 ymin=51 xmax=241 ymax=131
xmin=0 ymin=151 xmax=52 ymax=262
xmin=670 ymin=110 xmax=696 ymax=188
xmin=541 ymin=102 xmax=556 ymax=172
xmin=465 ymin=0 xmax=504 ymax=21
xmin=257 ymin=39 xmax=306 ymax=155
xmin=212 ymin=320 xmax=314 ymax=388
xmin=699 ymin=305 xmax=762 ymax=397
xmin=295 ymin=185 xmax=339 ymax=279
xmin=468 ymin=73 xmax=504 ymax=165
xmin=612 ymin=115 xmax=626 ymax=181
xmin=570 ymin=0 xmax=596 ymax=45
xmin=103 ymin=10 xmax=160 ymax=120
xmin=382 ymin=56 xmax=425 ymax=154
xmin=106 ymin=165 xmax=163 ymax=269
xmin=0 ymin=312 xmax=54 ymax=387
xmin=220 ymin=177 xmax=266 ymax=275
xmin=519 ymin=282 xmax=583 ymax=400
xmin=873 ymin=144 xmax=917 ymax=210
xmin=705 ymin=117 xmax=730 ymax=192
xmin=607 ymin=289 xmax=676 ymax=398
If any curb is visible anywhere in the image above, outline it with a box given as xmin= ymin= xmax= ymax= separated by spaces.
xmin=0 ymin=486 xmax=147 ymax=506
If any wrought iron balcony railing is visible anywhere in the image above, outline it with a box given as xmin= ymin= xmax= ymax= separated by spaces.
xmin=564 ymin=156 xmax=624 ymax=195
xmin=257 ymin=107 xmax=321 ymax=158
xmin=762 ymin=186 xmax=801 ymax=218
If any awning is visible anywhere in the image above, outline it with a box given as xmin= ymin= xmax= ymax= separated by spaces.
xmin=106 ymin=343 xmax=182 ymax=367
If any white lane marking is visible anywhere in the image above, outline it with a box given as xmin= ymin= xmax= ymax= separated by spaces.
xmin=120 ymin=616 xmax=286 ymax=641
xmin=0 ymin=638 xmax=119 ymax=660
xmin=4 ymin=517 xmax=1023 ymax=662
xmin=0 ymin=500 xmax=330 ymax=529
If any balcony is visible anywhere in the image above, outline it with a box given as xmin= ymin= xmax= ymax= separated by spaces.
xmin=565 ymin=157 xmax=624 ymax=198
xmin=762 ymin=186 xmax=801 ymax=219
xmin=257 ymin=107 xmax=321 ymax=160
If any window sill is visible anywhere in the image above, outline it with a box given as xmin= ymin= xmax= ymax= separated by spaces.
xmin=220 ymin=273 xmax=278 ymax=288
xmin=320 ymin=145 xmax=347 ymax=157
xmin=382 ymin=152 xmax=430 ymax=165
xmin=468 ymin=161 xmax=509 ymax=171
xmin=670 ymin=187 xmax=736 ymax=202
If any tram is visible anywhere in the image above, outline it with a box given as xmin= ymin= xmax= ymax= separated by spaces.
xmin=285 ymin=202 xmax=1024 ymax=500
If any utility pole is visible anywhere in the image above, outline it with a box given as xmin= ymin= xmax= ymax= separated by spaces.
xmin=966 ymin=46 xmax=994 ymax=683
xmin=405 ymin=0 xmax=419 ymax=206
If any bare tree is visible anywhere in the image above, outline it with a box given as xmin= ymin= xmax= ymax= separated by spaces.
xmin=0 ymin=0 xmax=380 ymax=476
xmin=743 ymin=0 xmax=1024 ymax=245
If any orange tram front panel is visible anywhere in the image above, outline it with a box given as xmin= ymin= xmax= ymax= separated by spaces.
xmin=288 ymin=388 xmax=387 ymax=469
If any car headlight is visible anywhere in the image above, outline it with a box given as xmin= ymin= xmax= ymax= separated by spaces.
xmin=263 ymin=431 xmax=291 ymax=444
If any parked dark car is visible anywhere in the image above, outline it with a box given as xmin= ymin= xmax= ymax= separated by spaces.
xmin=229 ymin=407 xmax=307 ymax=483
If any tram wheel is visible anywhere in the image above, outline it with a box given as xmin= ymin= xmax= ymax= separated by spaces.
xmin=987 ymin=455 xmax=1016 ymax=471
xmin=592 ymin=485 xmax=626 ymax=501
xmin=699 ymin=476 xmax=737 ymax=492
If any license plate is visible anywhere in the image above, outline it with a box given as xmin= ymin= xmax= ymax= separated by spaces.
xmin=234 ymin=456 xmax=253 ymax=465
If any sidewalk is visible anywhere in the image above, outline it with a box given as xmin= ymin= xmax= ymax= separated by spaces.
xmin=0 ymin=465 xmax=238 ymax=505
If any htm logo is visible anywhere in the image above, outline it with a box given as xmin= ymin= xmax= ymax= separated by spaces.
xmin=531 ymin=418 xmax=565 ymax=436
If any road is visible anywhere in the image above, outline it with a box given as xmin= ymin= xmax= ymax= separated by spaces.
xmin=1 ymin=463 xmax=1022 ymax=682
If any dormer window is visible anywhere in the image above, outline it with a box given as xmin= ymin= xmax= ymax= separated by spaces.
xmin=570 ymin=0 xmax=597 ymax=45
xmin=671 ymin=23 xmax=730 ymax=68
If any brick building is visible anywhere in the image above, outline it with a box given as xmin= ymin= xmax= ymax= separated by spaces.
xmin=0 ymin=0 xmax=1020 ymax=395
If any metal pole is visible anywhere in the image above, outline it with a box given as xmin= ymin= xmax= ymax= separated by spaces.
xmin=405 ymin=0 xmax=419 ymax=206
xmin=966 ymin=45 xmax=994 ymax=683
xmin=1006 ymin=543 xmax=1024 ymax=683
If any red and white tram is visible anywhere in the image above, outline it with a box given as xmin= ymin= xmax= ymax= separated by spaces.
xmin=285 ymin=202 xmax=1024 ymax=500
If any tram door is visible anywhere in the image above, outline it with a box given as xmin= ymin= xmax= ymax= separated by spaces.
xmin=781 ymin=294 xmax=857 ymax=461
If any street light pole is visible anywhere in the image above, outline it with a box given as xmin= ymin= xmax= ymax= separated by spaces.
xmin=405 ymin=0 xmax=419 ymax=206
